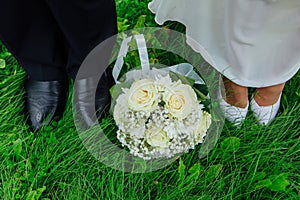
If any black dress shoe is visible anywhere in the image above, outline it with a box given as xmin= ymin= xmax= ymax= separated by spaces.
xmin=95 ymin=68 xmax=115 ymax=117
xmin=74 ymin=68 xmax=115 ymax=129
xmin=24 ymin=79 xmax=68 ymax=130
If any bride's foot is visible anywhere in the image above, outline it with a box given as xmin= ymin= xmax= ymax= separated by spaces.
xmin=219 ymin=92 xmax=249 ymax=127
xmin=219 ymin=76 xmax=249 ymax=127
xmin=250 ymin=94 xmax=281 ymax=125
xmin=251 ymin=83 xmax=285 ymax=125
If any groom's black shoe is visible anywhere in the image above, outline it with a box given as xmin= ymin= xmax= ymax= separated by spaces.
xmin=24 ymin=79 xmax=68 ymax=130
xmin=74 ymin=68 xmax=115 ymax=129
xmin=95 ymin=68 xmax=115 ymax=118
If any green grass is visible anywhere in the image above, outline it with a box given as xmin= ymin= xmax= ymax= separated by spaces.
xmin=0 ymin=1 xmax=299 ymax=199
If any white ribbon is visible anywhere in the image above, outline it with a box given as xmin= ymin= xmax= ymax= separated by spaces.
xmin=112 ymin=34 xmax=205 ymax=84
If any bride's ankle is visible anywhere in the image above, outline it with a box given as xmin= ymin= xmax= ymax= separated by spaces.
xmin=253 ymin=92 xmax=282 ymax=106
xmin=222 ymin=76 xmax=248 ymax=108
xmin=253 ymin=83 xmax=285 ymax=106
xmin=224 ymin=93 xmax=249 ymax=108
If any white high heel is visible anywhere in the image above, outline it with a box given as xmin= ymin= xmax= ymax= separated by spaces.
xmin=250 ymin=93 xmax=281 ymax=125
xmin=218 ymin=89 xmax=249 ymax=127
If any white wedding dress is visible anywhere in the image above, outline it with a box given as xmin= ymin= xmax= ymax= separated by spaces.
xmin=149 ymin=0 xmax=300 ymax=87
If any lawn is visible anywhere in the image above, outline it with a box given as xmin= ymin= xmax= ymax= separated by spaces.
xmin=0 ymin=0 xmax=299 ymax=199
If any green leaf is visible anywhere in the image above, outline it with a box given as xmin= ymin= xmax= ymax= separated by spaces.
xmin=268 ymin=173 xmax=290 ymax=192
xmin=193 ymin=87 xmax=208 ymax=101
xmin=13 ymin=139 xmax=22 ymax=156
xmin=59 ymin=182 xmax=68 ymax=189
xmin=252 ymin=172 xmax=266 ymax=182
xmin=117 ymin=20 xmax=130 ymax=32
xmin=220 ymin=137 xmax=241 ymax=152
xmin=25 ymin=187 xmax=46 ymax=200
xmin=35 ymin=186 xmax=46 ymax=200
xmin=188 ymin=163 xmax=201 ymax=174
xmin=217 ymin=180 xmax=226 ymax=192
xmin=46 ymin=132 xmax=58 ymax=145
xmin=51 ymin=120 xmax=58 ymax=127
xmin=186 ymin=163 xmax=201 ymax=181
xmin=193 ymin=84 xmax=208 ymax=96
xmin=178 ymin=157 xmax=186 ymax=182
xmin=206 ymin=164 xmax=223 ymax=182
xmin=0 ymin=51 xmax=11 ymax=58
xmin=134 ymin=15 xmax=146 ymax=29
xmin=0 ymin=59 xmax=5 ymax=69
xmin=26 ymin=190 xmax=37 ymax=200
xmin=255 ymin=179 xmax=272 ymax=189
xmin=169 ymin=71 xmax=195 ymax=86
xmin=296 ymin=91 xmax=300 ymax=97
xmin=110 ymin=82 xmax=131 ymax=100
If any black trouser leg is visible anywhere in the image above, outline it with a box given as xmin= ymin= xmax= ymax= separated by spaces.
xmin=44 ymin=0 xmax=118 ymax=79
xmin=0 ymin=0 xmax=117 ymax=80
xmin=0 ymin=0 xmax=68 ymax=81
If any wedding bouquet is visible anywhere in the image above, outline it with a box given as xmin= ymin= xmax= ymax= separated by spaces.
xmin=110 ymin=34 xmax=211 ymax=160
xmin=112 ymin=73 xmax=211 ymax=160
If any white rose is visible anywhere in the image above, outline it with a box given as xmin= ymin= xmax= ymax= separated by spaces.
xmin=145 ymin=125 xmax=170 ymax=148
xmin=114 ymin=93 xmax=148 ymax=137
xmin=163 ymin=82 xmax=198 ymax=120
xmin=127 ymin=79 xmax=159 ymax=112
xmin=114 ymin=93 xmax=130 ymax=130
xmin=193 ymin=111 xmax=211 ymax=143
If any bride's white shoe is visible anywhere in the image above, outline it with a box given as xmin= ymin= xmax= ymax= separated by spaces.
xmin=218 ymin=89 xmax=249 ymax=127
xmin=250 ymin=94 xmax=281 ymax=125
